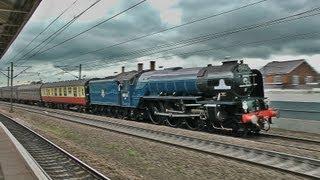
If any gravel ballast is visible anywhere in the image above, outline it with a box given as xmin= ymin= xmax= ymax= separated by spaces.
xmin=0 ymin=107 xmax=310 ymax=180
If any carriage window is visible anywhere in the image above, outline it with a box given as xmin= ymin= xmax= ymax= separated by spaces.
xmin=63 ymin=87 xmax=67 ymax=96
xmin=79 ymin=86 xmax=85 ymax=96
xmin=77 ymin=86 xmax=81 ymax=96
xmin=68 ymin=87 xmax=72 ymax=96
xmin=82 ymin=87 xmax=85 ymax=96
xmin=73 ymin=87 xmax=77 ymax=97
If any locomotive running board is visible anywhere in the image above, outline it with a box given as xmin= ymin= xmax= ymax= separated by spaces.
xmin=143 ymin=96 xmax=201 ymax=100
xmin=154 ymin=112 xmax=200 ymax=118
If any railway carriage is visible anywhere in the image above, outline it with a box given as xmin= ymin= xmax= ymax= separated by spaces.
xmin=0 ymin=86 xmax=19 ymax=101
xmin=41 ymin=79 xmax=89 ymax=110
xmin=85 ymin=60 xmax=278 ymax=135
xmin=16 ymin=83 xmax=42 ymax=104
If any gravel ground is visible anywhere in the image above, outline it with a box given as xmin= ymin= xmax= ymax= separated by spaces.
xmin=0 ymin=107 xmax=310 ymax=180
xmin=269 ymin=128 xmax=320 ymax=142
xmin=28 ymin=105 xmax=320 ymax=160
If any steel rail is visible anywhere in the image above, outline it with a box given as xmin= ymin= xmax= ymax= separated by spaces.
xmin=1 ymin=101 xmax=320 ymax=154
xmin=278 ymin=108 xmax=320 ymax=113
xmin=2 ymin=101 xmax=320 ymax=147
xmin=260 ymin=132 xmax=320 ymax=145
xmin=3 ymin=103 xmax=320 ymax=179
xmin=0 ymin=113 xmax=109 ymax=180
xmin=247 ymin=133 xmax=320 ymax=153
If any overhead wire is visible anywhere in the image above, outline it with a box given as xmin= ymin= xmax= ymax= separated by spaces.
xmin=6 ymin=0 xmax=79 ymax=63
xmin=82 ymin=31 xmax=320 ymax=71
xmin=15 ymin=0 xmax=148 ymax=67
xmin=58 ymin=7 xmax=320 ymax=69
xmin=14 ymin=0 xmax=102 ymax=66
xmin=97 ymin=7 xmax=320 ymax=63
xmin=11 ymin=3 xmax=320 ymax=81
xmin=21 ymin=0 xmax=103 ymax=63
xmin=46 ymin=0 xmax=269 ymax=64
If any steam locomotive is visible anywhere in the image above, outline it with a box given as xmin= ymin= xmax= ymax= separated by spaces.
xmin=0 ymin=60 xmax=278 ymax=135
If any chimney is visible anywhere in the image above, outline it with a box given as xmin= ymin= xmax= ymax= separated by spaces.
xmin=150 ymin=61 xmax=155 ymax=71
xmin=121 ymin=66 xmax=125 ymax=73
xmin=137 ymin=63 xmax=143 ymax=71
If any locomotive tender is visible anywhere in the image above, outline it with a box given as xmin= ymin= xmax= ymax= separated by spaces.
xmin=0 ymin=60 xmax=278 ymax=135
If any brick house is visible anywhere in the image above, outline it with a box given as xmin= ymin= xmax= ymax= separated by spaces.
xmin=260 ymin=59 xmax=319 ymax=89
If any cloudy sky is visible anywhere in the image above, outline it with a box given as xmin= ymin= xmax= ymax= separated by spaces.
xmin=0 ymin=0 xmax=319 ymax=85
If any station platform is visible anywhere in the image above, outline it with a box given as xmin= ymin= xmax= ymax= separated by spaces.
xmin=0 ymin=122 xmax=49 ymax=180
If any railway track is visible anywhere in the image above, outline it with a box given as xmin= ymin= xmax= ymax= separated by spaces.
xmin=2 ymin=103 xmax=320 ymax=179
xmin=244 ymin=133 xmax=320 ymax=153
xmin=2 ymin=102 xmax=320 ymax=152
xmin=0 ymin=113 xmax=109 ymax=180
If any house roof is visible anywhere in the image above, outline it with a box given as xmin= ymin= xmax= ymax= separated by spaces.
xmin=260 ymin=59 xmax=306 ymax=75
xmin=0 ymin=0 xmax=42 ymax=59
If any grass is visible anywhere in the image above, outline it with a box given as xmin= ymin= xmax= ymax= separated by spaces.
xmin=37 ymin=123 xmax=81 ymax=141
xmin=127 ymin=148 xmax=138 ymax=157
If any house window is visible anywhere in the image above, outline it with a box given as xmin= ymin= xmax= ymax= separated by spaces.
xmin=273 ymin=75 xmax=282 ymax=84
xmin=292 ymin=75 xmax=300 ymax=85
xmin=305 ymin=76 xmax=313 ymax=84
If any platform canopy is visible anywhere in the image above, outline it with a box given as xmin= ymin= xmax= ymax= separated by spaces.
xmin=0 ymin=0 xmax=41 ymax=59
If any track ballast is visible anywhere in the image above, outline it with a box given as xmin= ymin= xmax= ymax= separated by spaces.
xmin=2 ymin=103 xmax=320 ymax=179
xmin=0 ymin=113 xmax=109 ymax=180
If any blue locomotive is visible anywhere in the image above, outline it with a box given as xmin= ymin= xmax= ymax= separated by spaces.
xmin=87 ymin=60 xmax=278 ymax=135
xmin=0 ymin=60 xmax=278 ymax=135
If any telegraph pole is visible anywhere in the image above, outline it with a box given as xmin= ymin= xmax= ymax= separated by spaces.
xmin=9 ymin=62 xmax=13 ymax=113
xmin=79 ymin=64 xmax=82 ymax=80
xmin=7 ymin=66 xmax=9 ymax=86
